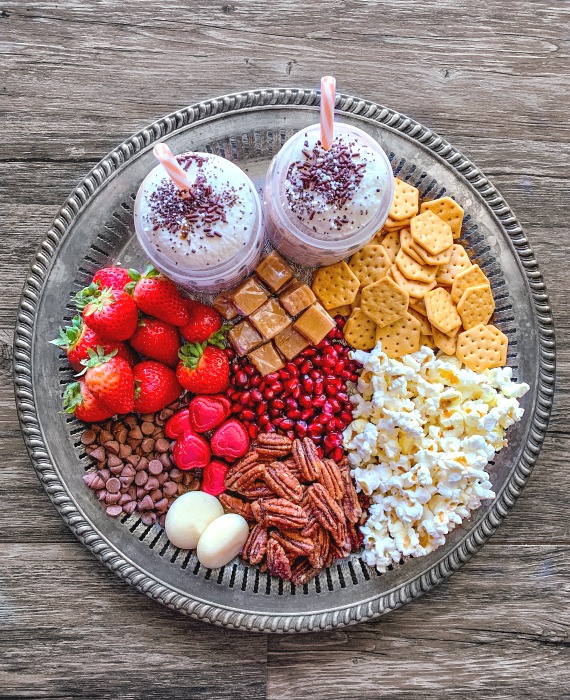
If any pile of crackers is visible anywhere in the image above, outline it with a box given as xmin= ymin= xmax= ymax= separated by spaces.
xmin=310 ymin=178 xmax=508 ymax=372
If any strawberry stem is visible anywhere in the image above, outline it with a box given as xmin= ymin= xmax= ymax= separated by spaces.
xmin=178 ymin=341 xmax=206 ymax=370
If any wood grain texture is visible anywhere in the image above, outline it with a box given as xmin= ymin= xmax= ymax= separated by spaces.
xmin=0 ymin=0 xmax=568 ymax=697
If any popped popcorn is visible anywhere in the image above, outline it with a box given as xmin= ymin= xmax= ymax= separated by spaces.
xmin=344 ymin=343 xmax=529 ymax=573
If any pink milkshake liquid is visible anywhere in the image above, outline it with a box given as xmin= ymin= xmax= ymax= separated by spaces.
xmin=264 ymin=123 xmax=394 ymax=267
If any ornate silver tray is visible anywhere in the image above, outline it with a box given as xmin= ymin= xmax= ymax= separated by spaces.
xmin=14 ymin=89 xmax=555 ymax=633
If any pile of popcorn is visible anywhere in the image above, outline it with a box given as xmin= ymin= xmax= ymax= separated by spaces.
xmin=343 ymin=343 xmax=529 ymax=572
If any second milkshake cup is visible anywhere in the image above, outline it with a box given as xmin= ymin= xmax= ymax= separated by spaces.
xmin=264 ymin=121 xmax=394 ymax=267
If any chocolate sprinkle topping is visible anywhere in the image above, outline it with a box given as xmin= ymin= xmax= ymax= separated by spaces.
xmin=145 ymin=154 xmax=240 ymax=245
xmin=285 ymin=135 xmax=375 ymax=231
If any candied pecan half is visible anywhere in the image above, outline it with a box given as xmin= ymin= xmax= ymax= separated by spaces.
xmin=263 ymin=462 xmax=303 ymax=503
xmin=340 ymin=469 xmax=362 ymax=524
xmin=271 ymin=529 xmax=314 ymax=557
xmin=282 ymin=457 xmax=303 ymax=482
xmin=347 ymin=522 xmax=363 ymax=551
xmin=226 ymin=463 xmax=266 ymax=495
xmin=242 ymin=523 xmax=268 ymax=565
xmin=255 ymin=433 xmax=293 ymax=460
xmin=290 ymin=558 xmax=320 ymax=586
xmin=225 ymin=457 xmax=262 ymax=490
xmin=266 ymin=538 xmax=292 ymax=580
xmin=251 ymin=498 xmax=308 ymax=531
xmin=239 ymin=483 xmax=275 ymax=499
xmin=306 ymin=483 xmax=344 ymax=534
xmin=330 ymin=515 xmax=350 ymax=548
xmin=292 ymin=438 xmax=319 ymax=481
xmin=308 ymin=526 xmax=330 ymax=570
xmin=218 ymin=493 xmax=254 ymax=521
xmin=328 ymin=537 xmax=352 ymax=561
xmin=317 ymin=458 xmax=345 ymax=501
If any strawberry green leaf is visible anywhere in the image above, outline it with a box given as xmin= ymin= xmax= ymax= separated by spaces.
xmin=134 ymin=379 xmax=142 ymax=400
xmin=128 ymin=268 xmax=141 ymax=282
xmin=178 ymin=341 xmax=206 ymax=369
xmin=62 ymin=382 xmax=82 ymax=413
xmin=50 ymin=315 xmax=83 ymax=349
xmin=208 ymin=323 xmax=231 ymax=349
xmin=142 ymin=264 xmax=161 ymax=279
xmin=78 ymin=344 xmax=118 ymax=374
xmin=74 ymin=283 xmax=101 ymax=311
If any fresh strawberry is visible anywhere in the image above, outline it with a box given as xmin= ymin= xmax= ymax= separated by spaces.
xmin=129 ymin=317 xmax=181 ymax=368
xmin=126 ymin=266 xmax=189 ymax=327
xmin=176 ymin=342 xmax=229 ymax=394
xmin=132 ymin=360 xmax=182 ymax=414
xmin=81 ymin=347 xmax=135 ymax=414
xmin=62 ymin=379 xmax=115 ymax=422
xmin=93 ymin=267 xmax=133 ymax=291
xmin=76 ymin=284 xmax=138 ymax=341
xmin=50 ymin=316 xmax=136 ymax=371
xmin=180 ymin=300 xmax=224 ymax=344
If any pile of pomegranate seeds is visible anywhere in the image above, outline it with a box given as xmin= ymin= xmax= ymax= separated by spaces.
xmin=226 ymin=319 xmax=360 ymax=462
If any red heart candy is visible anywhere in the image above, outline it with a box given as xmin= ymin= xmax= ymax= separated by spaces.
xmin=202 ymin=460 xmax=229 ymax=497
xmin=164 ymin=408 xmax=192 ymax=439
xmin=188 ymin=395 xmax=230 ymax=433
xmin=172 ymin=429 xmax=211 ymax=470
xmin=210 ymin=419 xmax=250 ymax=462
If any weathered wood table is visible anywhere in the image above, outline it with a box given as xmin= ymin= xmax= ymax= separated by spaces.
xmin=1 ymin=1 xmax=568 ymax=697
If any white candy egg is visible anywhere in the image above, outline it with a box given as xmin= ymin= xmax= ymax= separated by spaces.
xmin=196 ymin=513 xmax=250 ymax=569
xmin=164 ymin=491 xmax=224 ymax=550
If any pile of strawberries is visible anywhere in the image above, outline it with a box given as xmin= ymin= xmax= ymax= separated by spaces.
xmin=53 ymin=265 xmax=232 ymax=422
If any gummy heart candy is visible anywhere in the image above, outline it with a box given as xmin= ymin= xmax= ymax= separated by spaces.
xmin=202 ymin=460 xmax=229 ymax=497
xmin=188 ymin=395 xmax=230 ymax=433
xmin=210 ymin=419 xmax=250 ymax=462
xmin=164 ymin=408 xmax=192 ymax=439
xmin=172 ymin=429 xmax=211 ymax=470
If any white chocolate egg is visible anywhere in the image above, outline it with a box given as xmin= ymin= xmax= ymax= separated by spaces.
xmin=164 ymin=491 xmax=224 ymax=550
xmin=196 ymin=513 xmax=250 ymax=569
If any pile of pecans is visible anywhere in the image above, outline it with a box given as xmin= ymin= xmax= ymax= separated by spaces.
xmin=81 ymin=398 xmax=200 ymax=527
xmin=219 ymin=432 xmax=365 ymax=585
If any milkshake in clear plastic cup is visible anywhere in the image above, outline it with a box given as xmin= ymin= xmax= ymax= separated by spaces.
xmin=134 ymin=151 xmax=264 ymax=293
xmin=264 ymin=123 xmax=394 ymax=267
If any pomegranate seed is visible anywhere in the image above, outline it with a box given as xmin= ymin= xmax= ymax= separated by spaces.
xmin=299 ymin=395 xmax=313 ymax=409
xmin=285 ymin=398 xmax=297 ymax=411
xmin=244 ymin=364 xmax=256 ymax=376
xmin=273 ymin=417 xmax=284 ymax=427
xmin=285 ymin=363 xmax=298 ymax=375
xmin=313 ymin=394 xmax=326 ymax=408
xmin=288 ymin=409 xmax=302 ymax=420
xmin=301 ymin=408 xmax=313 ymax=421
xmin=281 ymin=418 xmax=294 ymax=430
xmin=302 ymin=348 xmax=317 ymax=357
xmin=326 ymin=384 xmax=338 ymax=396
xmin=291 ymin=385 xmax=301 ymax=400
xmin=269 ymin=407 xmax=281 ymax=418
xmin=334 ymin=360 xmax=346 ymax=374
xmin=340 ymin=411 xmax=353 ymax=424
xmin=242 ymin=409 xmax=255 ymax=421
xmin=294 ymin=355 xmax=305 ymax=366
xmin=295 ymin=420 xmax=308 ymax=438
xmin=240 ymin=391 xmax=251 ymax=405
xmin=341 ymin=370 xmax=352 ymax=380
xmin=300 ymin=360 xmax=313 ymax=373
xmin=308 ymin=423 xmax=323 ymax=437
xmin=251 ymin=375 xmax=261 ymax=387
xmin=337 ymin=392 xmax=349 ymax=403
xmin=248 ymin=424 xmax=259 ymax=439
xmin=256 ymin=402 xmax=267 ymax=416
xmin=316 ymin=445 xmax=324 ymax=458
xmin=324 ymin=433 xmax=343 ymax=449
xmin=314 ymin=378 xmax=324 ymax=395
xmin=270 ymin=381 xmax=282 ymax=392
xmin=264 ymin=389 xmax=275 ymax=400
xmin=303 ymin=377 xmax=314 ymax=394
xmin=330 ymin=398 xmax=341 ymax=413
xmin=310 ymin=369 xmax=320 ymax=380
xmin=260 ymin=414 xmax=271 ymax=426
xmin=251 ymin=389 xmax=263 ymax=402
xmin=317 ymin=413 xmax=329 ymax=425
xmin=331 ymin=447 xmax=345 ymax=461
xmin=286 ymin=430 xmax=296 ymax=440
xmin=272 ymin=399 xmax=285 ymax=410
xmin=350 ymin=373 xmax=359 ymax=382
xmin=235 ymin=371 xmax=248 ymax=386
xmin=322 ymin=400 xmax=333 ymax=415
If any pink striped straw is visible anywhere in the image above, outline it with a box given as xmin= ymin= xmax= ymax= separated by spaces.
xmin=320 ymin=76 xmax=336 ymax=150
xmin=153 ymin=143 xmax=193 ymax=192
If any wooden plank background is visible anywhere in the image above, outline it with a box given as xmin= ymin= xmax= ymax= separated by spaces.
xmin=1 ymin=1 xmax=568 ymax=697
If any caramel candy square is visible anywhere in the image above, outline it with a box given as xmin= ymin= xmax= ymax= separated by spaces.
xmin=274 ymin=325 xmax=310 ymax=361
xmin=293 ymin=302 xmax=335 ymax=345
xmin=212 ymin=290 xmax=239 ymax=320
xmin=230 ymin=277 xmax=269 ymax=316
xmin=228 ymin=319 xmax=263 ymax=356
xmin=248 ymin=342 xmax=284 ymax=376
xmin=279 ymin=279 xmax=317 ymax=316
xmin=255 ymin=251 xmax=294 ymax=292
xmin=249 ymin=298 xmax=291 ymax=341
